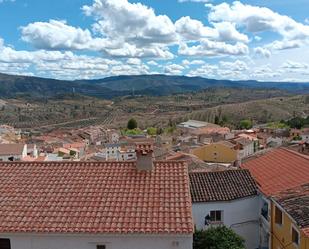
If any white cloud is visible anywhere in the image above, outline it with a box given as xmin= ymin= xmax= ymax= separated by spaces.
xmin=147 ymin=60 xmax=158 ymax=66
xmin=220 ymin=60 xmax=248 ymax=71
xmin=164 ymin=64 xmax=185 ymax=75
xmin=182 ymin=59 xmax=205 ymax=66
xmin=208 ymin=1 xmax=309 ymax=50
xmin=82 ymin=0 xmax=176 ymax=58
xmin=21 ymin=20 xmax=108 ymax=51
xmin=254 ymin=36 xmax=262 ymax=41
xmin=213 ymin=22 xmax=249 ymax=43
xmin=254 ymin=47 xmax=271 ymax=58
xmin=179 ymin=39 xmax=248 ymax=56
xmin=126 ymin=58 xmax=141 ymax=65
xmin=175 ymin=16 xmax=248 ymax=43
xmin=21 ymin=0 xmax=177 ymax=59
xmin=175 ymin=16 xmax=217 ymax=40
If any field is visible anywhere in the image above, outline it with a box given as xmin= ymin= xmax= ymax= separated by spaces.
xmin=0 ymin=88 xmax=307 ymax=131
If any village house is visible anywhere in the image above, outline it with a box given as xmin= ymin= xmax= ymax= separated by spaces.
xmin=63 ymin=142 xmax=87 ymax=158
xmin=0 ymin=148 xmax=194 ymax=249
xmin=190 ymin=169 xmax=260 ymax=249
xmin=190 ymin=126 xmax=231 ymax=143
xmin=237 ymin=133 xmax=259 ymax=152
xmin=271 ymin=184 xmax=309 ymax=249
xmin=0 ymin=144 xmax=27 ymax=161
xmin=191 ymin=141 xmax=238 ymax=164
xmin=242 ymin=148 xmax=309 ymax=249
xmin=232 ymin=137 xmax=255 ymax=159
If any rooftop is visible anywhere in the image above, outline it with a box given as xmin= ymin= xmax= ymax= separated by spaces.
xmin=178 ymin=120 xmax=219 ymax=129
xmin=0 ymin=144 xmax=25 ymax=156
xmin=0 ymin=161 xmax=193 ymax=235
xmin=273 ymin=184 xmax=309 ymax=236
xmin=242 ymin=148 xmax=309 ymax=196
xmin=189 ymin=169 xmax=257 ymax=202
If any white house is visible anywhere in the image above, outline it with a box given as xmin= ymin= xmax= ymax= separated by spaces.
xmin=0 ymin=144 xmax=27 ymax=161
xmin=233 ymin=137 xmax=255 ymax=159
xmin=190 ymin=169 xmax=260 ymax=249
xmin=0 ymin=148 xmax=193 ymax=249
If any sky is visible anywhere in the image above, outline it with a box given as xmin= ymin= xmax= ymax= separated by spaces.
xmin=0 ymin=0 xmax=308 ymax=81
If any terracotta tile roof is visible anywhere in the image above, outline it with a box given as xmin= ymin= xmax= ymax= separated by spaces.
xmin=191 ymin=127 xmax=230 ymax=136
xmin=0 ymin=161 xmax=193 ymax=234
xmin=241 ymin=148 xmax=309 ymax=196
xmin=0 ymin=144 xmax=25 ymax=156
xmin=273 ymin=184 xmax=309 ymax=236
xmin=189 ymin=169 xmax=257 ymax=202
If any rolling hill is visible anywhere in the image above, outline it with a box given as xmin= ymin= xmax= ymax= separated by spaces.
xmin=1 ymin=73 xmax=309 ymax=99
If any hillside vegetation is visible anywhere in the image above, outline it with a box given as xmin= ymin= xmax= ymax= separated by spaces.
xmin=1 ymin=73 xmax=309 ymax=100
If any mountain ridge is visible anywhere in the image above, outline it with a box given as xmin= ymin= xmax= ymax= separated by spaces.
xmin=0 ymin=73 xmax=309 ymax=99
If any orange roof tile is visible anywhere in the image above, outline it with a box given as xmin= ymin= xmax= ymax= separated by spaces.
xmin=0 ymin=161 xmax=193 ymax=234
xmin=241 ymin=148 xmax=309 ymax=196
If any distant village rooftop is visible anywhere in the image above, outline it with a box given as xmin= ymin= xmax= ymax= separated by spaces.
xmin=178 ymin=120 xmax=220 ymax=129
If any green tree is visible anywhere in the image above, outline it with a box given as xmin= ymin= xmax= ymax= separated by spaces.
xmin=147 ymin=127 xmax=157 ymax=136
xmin=239 ymin=119 xmax=252 ymax=129
xmin=193 ymin=227 xmax=245 ymax=249
xmin=214 ymin=115 xmax=220 ymax=125
xmin=127 ymin=118 xmax=138 ymax=130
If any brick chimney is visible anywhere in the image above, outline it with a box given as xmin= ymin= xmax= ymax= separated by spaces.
xmin=135 ymin=142 xmax=154 ymax=171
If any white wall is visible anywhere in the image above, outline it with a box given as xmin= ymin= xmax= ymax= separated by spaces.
xmin=192 ymin=196 xmax=260 ymax=249
xmin=0 ymin=233 xmax=192 ymax=249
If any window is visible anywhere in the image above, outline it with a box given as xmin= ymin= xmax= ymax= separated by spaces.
xmin=292 ymin=227 xmax=299 ymax=245
xmin=261 ymin=201 xmax=269 ymax=220
xmin=210 ymin=210 xmax=223 ymax=222
xmin=275 ymin=206 xmax=283 ymax=225
xmin=97 ymin=245 xmax=106 ymax=249
xmin=0 ymin=239 xmax=11 ymax=249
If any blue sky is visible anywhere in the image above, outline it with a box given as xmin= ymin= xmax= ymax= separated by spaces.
xmin=0 ymin=0 xmax=308 ymax=81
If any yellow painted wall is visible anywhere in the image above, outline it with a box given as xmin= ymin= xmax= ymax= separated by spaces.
xmin=271 ymin=202 xmax=309 ymax=249
xmin=191 ymin=143 xmax=237 ymax=163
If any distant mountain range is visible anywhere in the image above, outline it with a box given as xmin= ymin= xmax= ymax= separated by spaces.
xmin=0 ymin=73 xmax=309 ymax=99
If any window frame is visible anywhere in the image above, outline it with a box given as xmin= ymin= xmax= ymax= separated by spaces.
xmin=96 ymin=245 xmax=106 ymax=249
xmin=0 ymin=238 xmax=11 ymax=249
xmin=274 ymin=205 xmax=283 ymax=226
xmin=291 ymin=225 xmax=300 ymax=247
xmin=261 ymin=200 xmax=269 ymax=221
xmin=209 ymin=210 xmax=223 ymax=223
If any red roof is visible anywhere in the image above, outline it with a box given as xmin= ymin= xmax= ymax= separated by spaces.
xmin=242 ymin=148 xmax=309 ymax=196
xmin=0 ymin=161 xmax=193 ymax=234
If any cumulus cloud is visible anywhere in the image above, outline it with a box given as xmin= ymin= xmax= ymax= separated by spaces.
xmin=164 ymin=64 xmax=185 ymax=75
xmin=21 ymin=20 xmax=108 ymax=51
xmin=182 ymin=59 xmax=205 ymax=66
xmin=175 ymin=16 xmax=248 ymax=43
xmin=254 ymin=47 xmax=271 ymax=58
xmin=179 ymin=39 xmax=248 ymax=56
xmin=175 ymin=16 xmax=217 ymax=40
xmin=127 ymin=58 xmax=141 ymax=65
xmin=208 ymin=1 xmax=309 ymax=50
xmin=81 ymin=0 xmax=176 ymax=58
xmin=220 ymin=60 xmax=248 ymax=71
xmin=147 ymin=60 xmax=158 ymax=66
